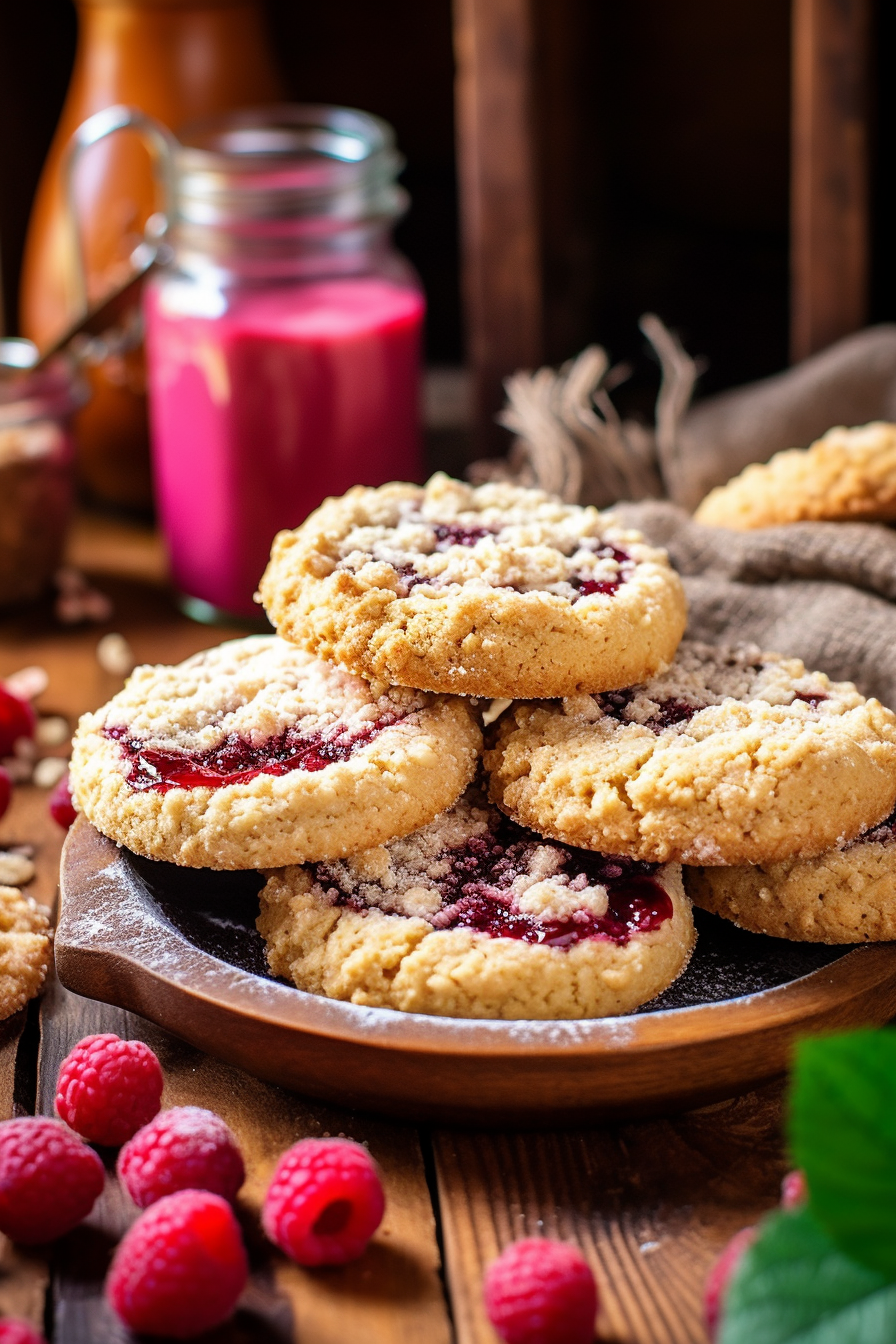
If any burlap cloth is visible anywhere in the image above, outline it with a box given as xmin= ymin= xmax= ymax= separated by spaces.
xmin=611 ymin=502 xmax=896 ymax=711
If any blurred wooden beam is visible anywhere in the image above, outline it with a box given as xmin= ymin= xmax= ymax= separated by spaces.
xmin=791 ymin=0 xmax=871 ymax=362
xmin=453 ymin=0 xmax=543 ymax=452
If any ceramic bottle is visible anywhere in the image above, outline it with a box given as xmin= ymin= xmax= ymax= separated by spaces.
xmin=20 ymin=0 xmax=283 ymax=509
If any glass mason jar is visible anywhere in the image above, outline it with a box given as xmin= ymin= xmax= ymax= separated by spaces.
xmin=143 ymin=105 xmax=425 ymax=622
xmin=0 ymin=341 xmax=87 ymax=607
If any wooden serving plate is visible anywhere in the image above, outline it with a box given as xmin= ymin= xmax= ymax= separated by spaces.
xmin=56 ymin=817 xmax=896 ymax=1125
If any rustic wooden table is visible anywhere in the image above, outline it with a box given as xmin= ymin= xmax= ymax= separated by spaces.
xmin=0 ymin=514 xmax=789 ymax=1344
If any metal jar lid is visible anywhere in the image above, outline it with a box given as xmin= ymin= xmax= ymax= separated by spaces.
xmin=173 ymin=104 xmax=406 ymax=226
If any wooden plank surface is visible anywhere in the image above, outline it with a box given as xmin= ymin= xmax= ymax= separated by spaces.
xmin=434 ymin=1082 xmax=787 ymax=1344
xmin=453 ymin=0 xmax=543 ymax=452
xmin=0 ymin=786 xmax=63 ymax=916
xmin=37 ymin=980 xmax=452 ymax=1344
xmin=790 ymin=0 xmax=871 ymax=361
xmin=65 ymin=510 xmax=169 ymax=589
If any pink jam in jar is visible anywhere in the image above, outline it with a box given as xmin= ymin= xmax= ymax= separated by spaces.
xmin=144 ymin=106 xmax=425 ymax=621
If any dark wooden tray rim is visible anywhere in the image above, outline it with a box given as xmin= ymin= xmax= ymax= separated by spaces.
xmin=55 ymin=818 xmax=896 ymax=1124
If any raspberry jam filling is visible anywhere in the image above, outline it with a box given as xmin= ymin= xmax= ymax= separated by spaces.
xmin=444 ymin=873 xmax=670 ymax=946
xmin=855 ymin=807 xmax=896 ymax=847
xmin=106 ymin=714 xmax=404 ymax=791
xmin=393 ymin=563 xmax=430 ymax=595
xmin=599 ymin=683 xmax=830 ymax=733
xmin=320 ymin=816 xmax=672 ymax=948
xmin=597 ymin=689 xmax=700 ymax=733
xmin=432 ymin=522 xmax=494 ymax=549
xmin=571 ymin=544 xmax=634 ymax=600
xmin=575 ymin=577 xmax=623 ymax=597
xmin=792 ymin=690 xmax=829 ymax=709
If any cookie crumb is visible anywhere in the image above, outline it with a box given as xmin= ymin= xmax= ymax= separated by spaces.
xmin=36 ymin=716 xmax=70 ymax=748
xmin=55 ymin=568 xmax=113 ymax=625
xmin=0 ymin=885 xmax=52 ymax=1019
xmin=4 ymin=666 xmax=48 ymax=701
xmin=0 ymin=853 xmax=35 ymax=886
xmin=33 ymin=757 xmax=68 ymax=790
xmin=96 ymin=633 xmax=135 ymax=678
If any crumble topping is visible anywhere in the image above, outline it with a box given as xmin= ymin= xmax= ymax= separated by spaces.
xmin=326 ymin=475 xmax=646 ymax=601
xmin=567 ymin=641 xmax=845 ymax=736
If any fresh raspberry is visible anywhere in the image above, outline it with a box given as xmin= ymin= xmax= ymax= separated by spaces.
xmin=483 ymin=1238 xmax=598 ymax=1344
xmin=48 ymin=771 xmax=77 ymax=829
xmin=56 ymin=1033 xmax=163 ymax=1146
xmin=106 ymin=1189 xmax=248 ymax=1338
xmin=0 ymin=687 xmax=35 ymax=758
xmin=118 ymin=1106 xmax=245 ymax=1208
xmin=262 ymin=1137 xmax=385 ymax=1266
xmin=703 ymin=1226 xmax=757 ymax=1342
xmin=0 ymin=766 xmax=10 ymax=824
xmin=0 ymin=1320 xmax=47 ymax=1344
xmin=780 ymin=1168 xmax=808 ymax=1209
xmin=0 ymin=1116 xmax=104 ymax=1244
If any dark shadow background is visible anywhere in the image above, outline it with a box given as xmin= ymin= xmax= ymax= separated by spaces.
xmin=0 ymin=1 xmax=891 ymax=404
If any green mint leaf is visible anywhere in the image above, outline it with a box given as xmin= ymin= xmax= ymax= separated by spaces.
xmin=789 ymin=1029 xmax=896 ymax=1277
xmin=720 ymin=1208 xmax=896 ymax=1344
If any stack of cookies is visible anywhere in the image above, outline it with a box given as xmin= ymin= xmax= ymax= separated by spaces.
xmin=70 ymin=474 xmax=896 ymax=1020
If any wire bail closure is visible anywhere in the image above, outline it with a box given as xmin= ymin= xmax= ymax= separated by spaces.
xmin=63 ymin=104 xmax=177 ymax=318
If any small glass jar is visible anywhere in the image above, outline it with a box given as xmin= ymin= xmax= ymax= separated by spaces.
xmin=0 ymin=341 xmax=87 ymax=607
xmin=143 ymin=104 xmax=425 ymax=622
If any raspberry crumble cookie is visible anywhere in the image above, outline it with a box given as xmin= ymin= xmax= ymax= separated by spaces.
xmin=687 ymin=806 xmax=896 ymax=943
xmin=0 ymin=885 xmax=51 ymax=1019
xmin=486 ymin=641 xmax=896 ymax=866
xmin=257 ymin=784 xmax=694 ymax=1019
xmin=694 ymin=421 xmax=896 ymax=530
xmin=70 ymin=636 xmax=481 ymax=869
xmin=257 ymin=474 xmax=687 ymax=699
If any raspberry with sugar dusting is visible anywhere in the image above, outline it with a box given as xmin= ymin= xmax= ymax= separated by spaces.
xmin=0 ymin=1116 xmax=104 ymax=1244
xmin=56 ymin=1033 xmax=163 ymax=1146
xmin=483 ymin=1237 xmax=598 ymax=1344
xmin=262 ymin=1136 xmax=385 ymax=1266
xmin=106 ymin=1189 xmax=248 ymax=1338
xmin=118 ymin=1106 xmax=245 ymax=1208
